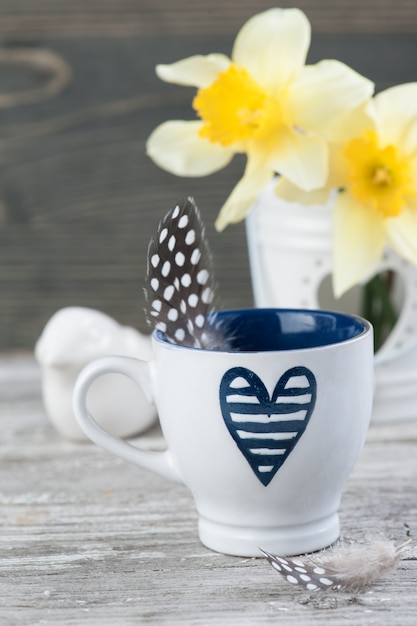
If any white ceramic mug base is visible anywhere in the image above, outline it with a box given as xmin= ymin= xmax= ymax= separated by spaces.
xmin=198 ymin=512 xmax=340 ymax=557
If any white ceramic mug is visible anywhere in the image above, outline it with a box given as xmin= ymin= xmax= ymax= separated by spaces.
xmin=73 ymin=308 xmax=373 ymax=557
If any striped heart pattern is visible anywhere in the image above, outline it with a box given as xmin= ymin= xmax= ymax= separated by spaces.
xmin=219 ymin=366 xmax=317 ymax=486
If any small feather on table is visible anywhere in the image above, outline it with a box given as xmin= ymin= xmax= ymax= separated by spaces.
xmin=260 ymin=537 xmax=410 ymax=592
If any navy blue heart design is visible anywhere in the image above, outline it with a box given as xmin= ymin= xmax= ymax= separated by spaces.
xmin=219 ymin=366 xmax=317 ymax=486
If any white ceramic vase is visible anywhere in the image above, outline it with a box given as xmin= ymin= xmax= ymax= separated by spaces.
xmin=245 ymin=182 xmax=417 ymax=423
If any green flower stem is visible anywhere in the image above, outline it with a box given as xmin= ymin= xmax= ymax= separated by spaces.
xmin=361 ymin=272 xmax=398 ymax=352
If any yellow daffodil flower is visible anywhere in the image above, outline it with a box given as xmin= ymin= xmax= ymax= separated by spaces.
xmin=276 ymin=84 xmax=417 ymax=297
xmin=146 ymin=8 xmax=374 ymax=230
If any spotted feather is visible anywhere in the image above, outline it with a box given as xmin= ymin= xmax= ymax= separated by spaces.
xmin=145 ymin=197 xmax=227 ymax=349
xmin=260 ymin=537 xmax=409 ymax=592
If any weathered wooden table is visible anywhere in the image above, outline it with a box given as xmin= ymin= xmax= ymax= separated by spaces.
xmin=1 ymin=352 xmax=417 ymax=625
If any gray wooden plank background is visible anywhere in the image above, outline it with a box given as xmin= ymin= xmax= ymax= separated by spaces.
xmin=0 ymin=0 xmax=416 ymax=348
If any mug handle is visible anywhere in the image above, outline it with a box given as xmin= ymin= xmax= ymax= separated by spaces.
xmin=72 ymin=355 xmax=184 ymax=484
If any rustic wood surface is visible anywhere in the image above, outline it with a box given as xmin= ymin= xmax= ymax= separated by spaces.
xmin=0 ymin=1 xmax=417 ymax=348
xmin=1 ymin=351 xmax=417 ymax=625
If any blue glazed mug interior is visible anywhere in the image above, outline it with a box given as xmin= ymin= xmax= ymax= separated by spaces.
xmin=157 ymin=308 xmax=370 ymax=352
xmin=217 ymin=308 xmax=369 ymax=352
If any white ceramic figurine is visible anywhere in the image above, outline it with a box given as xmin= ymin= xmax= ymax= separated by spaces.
xmin=35 ymin=307 xmax=157 ymax=441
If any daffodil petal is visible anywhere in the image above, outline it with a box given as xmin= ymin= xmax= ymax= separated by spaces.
xmin=325 ymin=142 xmax=352 ymax=189
xmin=215 ymin=156 xmax=273 ymax=230
xmin=374 ymin=83 xmax=417 ymax=148
xmin=274 ymin=177 xmax=332 ymax=205
xmin=409 ymin=156 xmax=417 ymax=193
xmin=146 ymin=120 xmax=234 ymax=176
xmin=232 ymin=8 xmax=310 ymax=93
xmin=156 ymin=54 xmax=231 ymax=88
xmin=386 ymin=204 xmax=417 ymax=266
xmin=321 ymin=101 xmax=376 ymax=145
xmin=401 ymin=117 xmax=417 ymax=159
xmin=268 ymin=129 xmax=328 ymax=191
xmin=287 ymin=60 xmax=374 ymax=136
xmin=333 ymin=192 xmax=386 ymax=297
